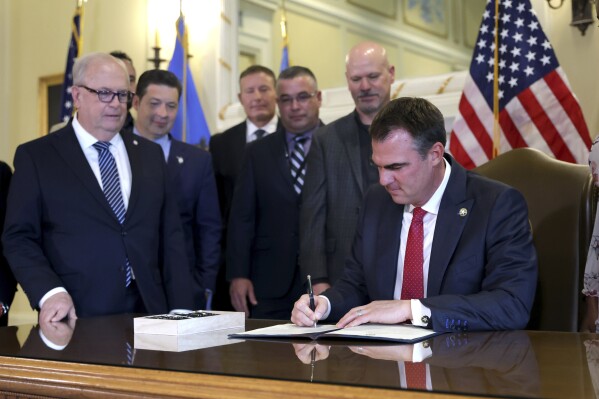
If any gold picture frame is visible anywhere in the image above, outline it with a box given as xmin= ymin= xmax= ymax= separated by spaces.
xmin=347 ymin=0 xmax=397 ymax=19
xmin=38 ymin=73 xmax=64 ymax=136
xmin=403 ymin=0 xmax=449 ymax=38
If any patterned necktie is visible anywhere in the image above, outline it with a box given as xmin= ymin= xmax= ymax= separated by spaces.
xmin=92 ymin=141 xmax=132 ymax=287
xmin=254 ymin=129 xmax=266 ymax=140
xmin=404 ymin=362 xmax=427 ymax=390
xmin=401 ymin=207 xmax=426 ymax=300
xmin=290 ymin=135 xmax=308 ymax=195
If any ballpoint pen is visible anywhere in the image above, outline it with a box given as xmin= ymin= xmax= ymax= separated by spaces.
xmin=307 ymin=275 xmax=316 ymax=327
xmin=310 ymin=345 xmax=316 ymax=382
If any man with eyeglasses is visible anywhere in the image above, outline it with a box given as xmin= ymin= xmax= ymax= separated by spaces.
xmin=2 ymin=52 xmax=194 ymax=321
xmin=226 ymin=66 xmax=323 ymax=319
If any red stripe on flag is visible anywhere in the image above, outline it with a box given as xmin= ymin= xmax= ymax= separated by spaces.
xmin=499 ymin=110 xmax=527 ymax=150
xmin=517 ymin=88 xmax=576 ymax=163
xmin=457 ymin=96 xmax=493 ymax=160
xmin=449 ymin=132 xmax=476 ymax=170
xmin=544 ymin=71 xmax=592 ymax=149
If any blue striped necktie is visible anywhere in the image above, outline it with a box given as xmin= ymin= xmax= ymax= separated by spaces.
xmin=290 ymin=135 xmax=308 ymax=194
xmin=92 ymin=141 xmax=132 ymax=287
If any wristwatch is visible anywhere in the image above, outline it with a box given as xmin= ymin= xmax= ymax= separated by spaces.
xmin=0 ymin=302 xmax=8 ymax=317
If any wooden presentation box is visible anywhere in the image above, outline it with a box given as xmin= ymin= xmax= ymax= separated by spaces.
xmin=134 ymin=310 xmax=245 ymax=336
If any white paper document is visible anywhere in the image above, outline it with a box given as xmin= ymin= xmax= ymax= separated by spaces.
xmin=229 ymin=323 xmax=441 ymax=343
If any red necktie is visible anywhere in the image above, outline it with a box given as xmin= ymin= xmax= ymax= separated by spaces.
xmin=404 ymin=362 xmax=427 ymax=390
xmin=401 ymin=207 xmax=426 ymax=300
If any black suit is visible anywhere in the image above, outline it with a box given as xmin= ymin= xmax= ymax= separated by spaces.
xmin=227 ymin=130 xmax=310 ymax=319
xmin=0 ymin=161 xmax=16 ymax=326
xmin=325 ymin=155 xmax=537 ymax=331
xmin=2 ymin=123 xmax=194 ymax=317
xmin=167 ymin=139 xmax=221 ymax=309
xmin=209 ymin=119 xmax=282 ymax=310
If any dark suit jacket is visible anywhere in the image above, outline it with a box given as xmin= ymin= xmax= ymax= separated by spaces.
xmin=210 ymin=119 xmax=283 ymax=225
xmin=167 ymin=138 xmax=221 ymax=308
xmin=210 ymin=121 xmax=248 ymax=226
xmin=325 ymin=154 xmax=538 ymax=331
xmin=2 ymin=124 xmax=194 ymax=317
xmin=226 ymin=130 xmax=301 ymax=298
xmin=0 ymin=161 xmax=17 ymax=318
xmin=299 ymin=111 xmax=377 ymax=285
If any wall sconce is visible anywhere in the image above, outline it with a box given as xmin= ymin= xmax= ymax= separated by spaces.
xmin=546 ymin=0 xmax=595 ymax=36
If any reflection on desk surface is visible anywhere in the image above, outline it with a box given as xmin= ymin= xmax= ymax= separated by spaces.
xmin=0 ymin=315 xmax=597 ymax=399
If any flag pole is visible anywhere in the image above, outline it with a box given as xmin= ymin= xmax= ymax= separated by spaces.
xmin=491 ymin=0 xmax=500 ymax=159
xmin=77 ymin=1 xmax=84 ymax=56
xmin=178 ymin=1 xmax=187 ymax=143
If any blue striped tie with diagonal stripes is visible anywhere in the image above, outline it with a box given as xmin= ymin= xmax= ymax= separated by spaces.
xmin=92 ymin=141 xmax=132 ymax=287
xmin=290 ymin=135 xmax=308 ymax=195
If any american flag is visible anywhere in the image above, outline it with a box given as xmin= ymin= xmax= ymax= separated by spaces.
xmin=59 ymin=5 xmax=83 ymax=123
xmin=449 ymin=0 xmax=591 ymax=169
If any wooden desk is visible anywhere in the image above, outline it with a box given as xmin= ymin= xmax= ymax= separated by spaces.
xmin=0 ymin=315 xmax=596 ymax=399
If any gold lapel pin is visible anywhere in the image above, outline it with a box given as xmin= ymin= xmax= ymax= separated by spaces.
xmin=459 ymin=208 xmax=468 ymax=217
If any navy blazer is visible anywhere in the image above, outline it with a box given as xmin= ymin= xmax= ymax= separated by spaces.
xmin=325 ymin=155 xmax=538 ymax=331
xmin=2 ymin=124 xmax=194 ymax=317
xmin=167 ymin=138 xmax=221 ymax=307
xmin=226 ymin=130 xmax=301 ymax=298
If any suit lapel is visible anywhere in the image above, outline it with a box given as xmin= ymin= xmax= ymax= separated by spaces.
xmin=376 ymin=200 xmax=404 ymax=298
xmin=268 ymin=131 xmax=297 ymax=197
xmin=167 ymin=138 xmax=185 ymax=180
xmin=51 ymin=126 xmax=118 ymax=221
xmin=427 ymin=156 xmax=473 ymax=297
xmin=121 ymin=131 xmax=142 ymax=222
xmin=338 ymin=113 xmax=364 ymax=194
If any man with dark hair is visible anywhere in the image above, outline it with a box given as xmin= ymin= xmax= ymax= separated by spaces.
xmin=292 ymin=97 xmax=537 ymax=332
xmin=110 ymin=51 xmax=137 ymax=130
xmin=299 ymin=42 xmax=395 ymax=296
xmin=132 ymin=69 xmax=221 ymax=310
xmin=210 ymin=65 xmax=281 ymax=310
xmin=3 ymin=53 xmax=194 ymax=321
xmin=226 ymin=66 xmax=322 ymax=319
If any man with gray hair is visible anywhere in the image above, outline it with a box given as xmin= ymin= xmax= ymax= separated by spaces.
xmin=3 ymin=52 xmax=193 ymax=322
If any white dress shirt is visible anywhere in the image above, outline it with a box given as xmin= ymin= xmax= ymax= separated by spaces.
xmin=395 ymin=158 xmax=451 ymax=326
xmin=245 ymin=116 xmax=279 ymax=143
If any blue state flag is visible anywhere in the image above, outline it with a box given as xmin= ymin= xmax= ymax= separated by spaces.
xmin=59 ymin=5 xmax=83 ymax=123
xmin=280 ymin=45 xmax=289 ymax=72
xmin=168 ymin=15 xmax=211 ymax=148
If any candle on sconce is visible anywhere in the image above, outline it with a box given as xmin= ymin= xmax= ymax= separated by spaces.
xmin=154 ymin=30 xmax=161 ymax=48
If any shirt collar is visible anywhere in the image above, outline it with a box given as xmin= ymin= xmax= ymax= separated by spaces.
xmin=407 ymin=157 xmax=451 ymax=216
xmin=247 ymin=116 xmax=278 ymax=136
xmin=72 ymin=113 xmax=123 ymax=148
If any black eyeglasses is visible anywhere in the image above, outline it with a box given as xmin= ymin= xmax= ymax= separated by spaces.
xmin=278 ymin=92 xmax=317 ymax=106
xmin=78 ymin=85 xmax=133 ymax=104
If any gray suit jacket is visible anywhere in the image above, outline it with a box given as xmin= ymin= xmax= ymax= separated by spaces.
xmin=299 ymin=111 xmax=377 ymax=285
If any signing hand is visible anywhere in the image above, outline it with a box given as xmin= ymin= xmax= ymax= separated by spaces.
xmin=230 ymin=278 xmax=257 ymax=316
xmin=39 ymin=292 xmax=77 ymax=323
xmin=337 ymin=300 xmax=412 ymax=328
xmin=291 ymin=294 xmax=328 ymax=326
